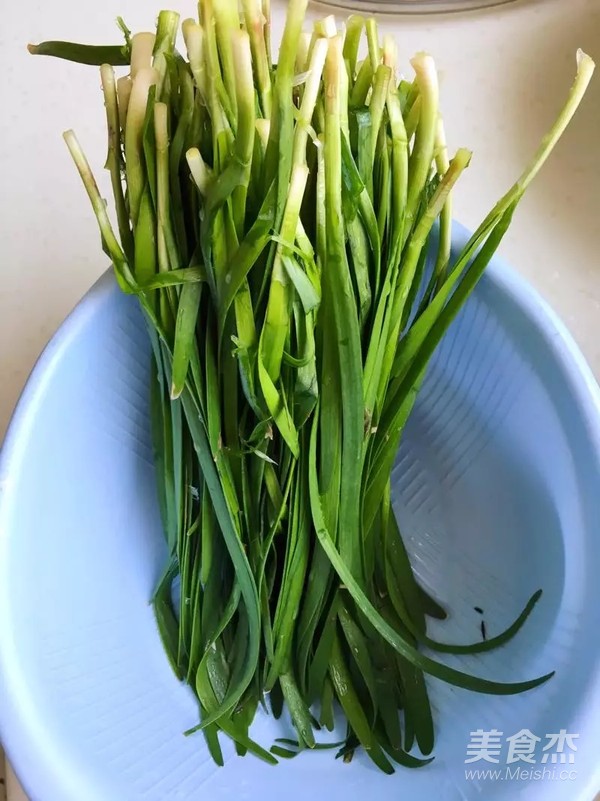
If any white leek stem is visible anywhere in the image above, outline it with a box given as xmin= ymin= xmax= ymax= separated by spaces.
xmin=116 ymin=76 xmax=132 ymax=130
xmin=130 ymin=32 xmax=155 ymax=78
xmin=182 ymin=19 xmax=208 ymax=104
xmin=186 ymin=148 xmax=212 ymax=195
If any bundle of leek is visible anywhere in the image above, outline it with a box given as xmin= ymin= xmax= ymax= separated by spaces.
xmin=30 ymin=1 xmax=594 ymax=772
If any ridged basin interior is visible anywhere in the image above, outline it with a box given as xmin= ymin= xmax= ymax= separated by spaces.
xmin=1 ymin=227 xmax=599 ymax=801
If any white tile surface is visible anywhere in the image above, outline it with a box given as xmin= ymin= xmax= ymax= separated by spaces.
xmin=1 ymin=0 xmax=599 ymax=798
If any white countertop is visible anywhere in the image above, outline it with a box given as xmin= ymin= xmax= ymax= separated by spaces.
xmin=1 ymin=0 xmax=598 ymax=798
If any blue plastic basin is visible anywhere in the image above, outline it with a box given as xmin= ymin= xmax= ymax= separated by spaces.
xmin=1 ymin=224 xmax=599 ymax=801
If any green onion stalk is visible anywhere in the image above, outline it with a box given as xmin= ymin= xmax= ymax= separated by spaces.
xmin=31 ymin=4 xmax=594 ymax=771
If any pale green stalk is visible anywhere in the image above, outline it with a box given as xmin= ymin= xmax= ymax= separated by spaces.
xmin=289 ymin=37 xmax=326 ymax=311
xmin=231 ymin=30 xmax=256 ymax=237
xmin=265 ymin=0 xmax=308 ymax=206
xmin=405 ymin=95 xmax=421 ymax=140
xmin=477 ymin=50 xmax=595 ymax=229
xmin=154 ymin=11 xmax=182 ymax=58
xmin=387 ymin=53 xmax=596 ymax=412
xmin=63 ymin=130 xmax=134 ymax=289
xmin=365 ymin=17 xmax=380 ymax=73
xmin=406 ymin=53 xmax=438 ymax=233
xmin=292 ymin=37 xmax=328 ymax=167
xmin=242 ymin=0 xmax=272 ymax=117
xmin=306 ymin=15 xmax=336 ymax=77
xmin=377 ymin=53 xmax=595 ymax=498
xmin=339 ymin=43 xmax=350 ymax=141
xmin=155 ymin=102 xmax=172 ymax=273
xmin=433 ymin=116 xmax=452 ymax=282
xmin=383 ymin=36 xmax=408 ymax=238
xmin=199 ymin=0 xmax=234 ymax=154
xmin=125 ymin=67 xmax=158 ymax=225
xmin=261 ymin=0 xmax=271 ymax=69
xmin=398 ymin=148 xmax=472 ymax=314
xmin=232 ymin=31 xmax=256 ymax=166
xmin=350 ymin=58 xmax=373 ymax=108
xmin=100 ymin=64 xmax=132 ymax=256
xmin=323 ymin=34 xmax=364 ymax=581
xmin=376 ymin=148 xmax=472 ymax=408
xmin=369 ymin=65 xmax=391 ymax=164
xmin=313 ymin=15 xmax=337 ymax=38
xmin=307 ymin=14 xmax=337 ymax=47
xmin=316 ymin=137 xmax=326 ymax=262
xmin=343 ymin=15 xmax=365 ymax=79
xmin=153 ymin=11 xmax=180 ymax=101
xmin=261 ymin=163 xmax=309 ymax=381
xmin=212 ymin=0 xmax=240 ymax=124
